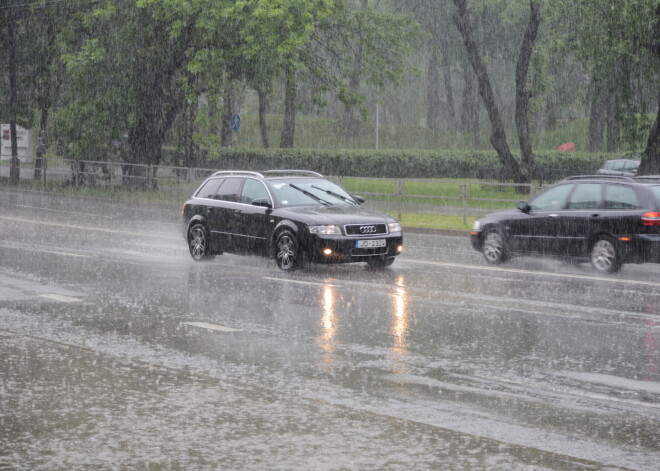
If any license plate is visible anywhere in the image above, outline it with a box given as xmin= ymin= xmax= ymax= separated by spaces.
xmin=355 ymin=239 xmax=386 ymax=248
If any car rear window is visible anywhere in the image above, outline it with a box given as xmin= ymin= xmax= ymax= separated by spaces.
xmin=195 ymin=178 xmax=224 ymax=199
xmin=216 ymin=177 xmax=243 ymax=202
xmin=604 ymin=184 xmax=640 ymax=209
xmin=649 ymin=185 xmax=660 ymax=206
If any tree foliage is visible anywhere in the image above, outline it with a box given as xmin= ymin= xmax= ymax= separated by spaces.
xmin=2 ymin=0 xmax=659 ymax=178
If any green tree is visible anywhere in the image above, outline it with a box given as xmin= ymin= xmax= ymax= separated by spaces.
xmin=53 ymin=0 xmax=204 ymax=183
xmin=453 ymin=0 xmax=542 ymax=187
xmin=0 ymin=0 xmax=33 ymax=184
xmin=550 ymin=0 xmax=660 ymax=173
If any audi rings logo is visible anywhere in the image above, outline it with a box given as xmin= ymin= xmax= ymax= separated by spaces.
xmin=359 ymin=225 xmax=377 ymax=234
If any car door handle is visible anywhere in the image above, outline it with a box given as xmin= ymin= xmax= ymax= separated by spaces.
xmin=591 ymin=213 xmax=600 ymax=218
xmin=548 ymin=214 xmax=559 ymax=218
xmin=205 ymin=206 xmax=213 ymax=213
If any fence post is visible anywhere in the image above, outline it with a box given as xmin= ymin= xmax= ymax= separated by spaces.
xmin=396 ymin=179 xmax=402 ymax=222
xmin=147 ymin=165 xmax=153 ymax=188
xmin=461 ymin=183 xmax=468 ymax=226
xmin=109 ymin=162 xmax=114 ymax=189
xmin=73 ymin=161 xmax=79 ymax=188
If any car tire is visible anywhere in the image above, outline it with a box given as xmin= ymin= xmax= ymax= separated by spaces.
xmin=590 ymin=236 xmax=621 ymax=273
xmin=188 ymin=223 xmax=214 ymax=261
xmin=275 ymin=230 xmax=304 ymax=271
xmin=367 ymin=256 xmax=395 ymax=269
xmin=482 ymin=228 xmax=509 ymax=264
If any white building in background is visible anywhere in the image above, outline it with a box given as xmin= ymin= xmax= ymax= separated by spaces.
xmin=1 ymin=124 xmax=33 ymax=163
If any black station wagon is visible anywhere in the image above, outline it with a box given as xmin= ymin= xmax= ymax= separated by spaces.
xmin=182 ymin=170 xmax=404 ymax=270
xmin=470 ymin=175 xmax=660 ymax=273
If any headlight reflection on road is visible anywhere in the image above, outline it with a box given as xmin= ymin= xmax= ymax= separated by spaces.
xmin=318 ymin=281 xmax=337 ymax=374
xmin=390 ymin=275 xmax=411 ymax=374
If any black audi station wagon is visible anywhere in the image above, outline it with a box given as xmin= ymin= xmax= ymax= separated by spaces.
xmin=470 ymin=175 xmax=660 ymax=273
xmin=182 ymin=170 xmax=404 ymax=270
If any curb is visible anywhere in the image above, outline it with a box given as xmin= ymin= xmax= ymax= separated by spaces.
xmin=402 ymin=226 xmax=470 ymax=237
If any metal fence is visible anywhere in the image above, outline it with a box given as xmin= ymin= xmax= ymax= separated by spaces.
xmin=2 ymin=159 xmax=549 ymax=223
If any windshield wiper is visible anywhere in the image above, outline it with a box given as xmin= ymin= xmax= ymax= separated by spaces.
xmin=311 ymin=185 xmax=357 ymax=205
xmin=289 ymin=184 xmax=332 ymax=206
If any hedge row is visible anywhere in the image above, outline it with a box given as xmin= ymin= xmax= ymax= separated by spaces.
xmin=164 ymin=148 xmax=640 ymax=180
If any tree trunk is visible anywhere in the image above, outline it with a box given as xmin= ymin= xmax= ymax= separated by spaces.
xmin=588 ymin=81 xmax=606 ymax=152
xmin=638 ymin=89 xmax=660 ymax=175
xmin=606 ymin=98 xmax=621 ymax=152
xmin=221 ymin=88 xmax=234 ymax=147
xmin=515 ymin=1 xmax=541 ymax=185
xmin=258 ymin=88 xmax=270 ymax=149
xmin=440 ymin=34 xmax=456 ymax=126
xmin=280 ymin=65 xmax=296 ymax=148
xmin=7 ymin=11 xmax=20 ymax=185
xmin=461 ymin=66 xmax=480 ymax=146
xmin=34 ymin=22 xmax=55 ymax=182
xmin=453 ymin=0 xmax=520 ymax=182
xmin=426 ymin=46 xmax=441 ymax=130
xmin=34 ymin=106 xmax=49 ymax=181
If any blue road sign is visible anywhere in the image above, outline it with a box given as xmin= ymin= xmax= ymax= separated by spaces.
xmin=230 ymin=113 xmax=241 ymax=132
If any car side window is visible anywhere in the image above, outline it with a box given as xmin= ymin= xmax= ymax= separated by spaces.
xmin=567 ymin=183 xmax=601 ymax=210
xmin=604 ymin=184 xmax=640 ymax=209
xmin=240 ymin=178 xmax=271 ymax=204
xmin=530 ymin=184 xmax=574 ymax=211
xmin=611 ymin=161 xmax=626 ymax=171
xmin=195 ymin=178 xmax=224 ymax=199
xmin=216 ymin=177 xmax=243 ymax=202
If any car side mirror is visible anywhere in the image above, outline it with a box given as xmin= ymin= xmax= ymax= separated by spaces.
xmin=517 ymin=201 xmax=530 ymax=213
xmin=252 ymin=198 xmax=272 ymax=209
xmin=353 ymin=195 xmax=365 ymax=205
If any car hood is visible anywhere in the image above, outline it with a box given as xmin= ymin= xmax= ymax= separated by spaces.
xmin=477 ymin=209 xmax=526 ymax=225
xmin=275 ymin=204 xmax=394 ymax=225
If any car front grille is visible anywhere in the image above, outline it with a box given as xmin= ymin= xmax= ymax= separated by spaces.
xmin=344 ymin=224 xmax=387 ymax=236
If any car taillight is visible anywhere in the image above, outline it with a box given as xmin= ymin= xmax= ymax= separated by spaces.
xmin=641 ymin=212 xmax=660 ymax=226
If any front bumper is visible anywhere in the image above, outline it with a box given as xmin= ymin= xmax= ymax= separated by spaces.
xmin=303 ymin=233 xmax=404 ymax=264
xmin=469 ymin=232 xmax=482 ymax=252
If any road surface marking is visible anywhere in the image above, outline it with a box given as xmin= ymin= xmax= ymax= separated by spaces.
xmin=404 ymin=259 xmax=660 ymax=288
xmin=0 ymin=215 xmax=179 ymax=240
xmin=16 ymin=204 xmax=116 ymax=218
xmin=39 ymin=294 xmax=82 ymax=303
xmin=41 ymin=250 xmax=91 ymax=258
xmin=263 ymin=277 xmax=338 ymax=287
xmin=182 ymin=322 xmax=242 ymax=332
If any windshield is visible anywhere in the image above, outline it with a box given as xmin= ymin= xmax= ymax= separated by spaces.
xmin=650 ymin=185 xmax=660 ymax=206
xmin=270 ymin=179 xmax=356 ymax=207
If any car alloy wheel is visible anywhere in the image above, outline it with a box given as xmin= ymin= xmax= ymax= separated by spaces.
xmin=482 ymin=229 xmax=508 ymax=264
xmin=188 ymin=224 xmax=210 ymax=261
xmin=590 ymin=237 xmax=620 ymax=273
xmin=275 ymin=230 xmax=302 ymax=271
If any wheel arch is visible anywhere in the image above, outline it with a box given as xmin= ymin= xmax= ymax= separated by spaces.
xmin=270 ymin=219 xmax=301 ymax=245
xmin=187 ymin=215 xmax=208 ymax=236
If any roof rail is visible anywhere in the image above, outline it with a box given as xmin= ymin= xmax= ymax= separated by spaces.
xmin=563 ymin=175 xmax=635 ymax=182
xmin=211 ymin=170 xmax=265 ymax=178
xmin=634 ymin=175 xmax=660 ymax=182
xmin=262 ymin=170 xmax=324 ymax=178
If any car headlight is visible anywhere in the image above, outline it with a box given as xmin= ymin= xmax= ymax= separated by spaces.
xmin=309 ymin=224 xmax=342 ymax=235
xmin=388 ymin=221 xmax=402 ymax=233
xmin=472 ymin=220 xmax=481 ymax=231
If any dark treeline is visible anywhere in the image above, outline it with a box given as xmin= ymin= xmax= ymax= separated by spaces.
xmin=1 ymin=0 xmax=659 ymax=185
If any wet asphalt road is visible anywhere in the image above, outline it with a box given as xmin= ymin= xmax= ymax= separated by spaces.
xmin=1 ymin=188 xmax=659 ymax=470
